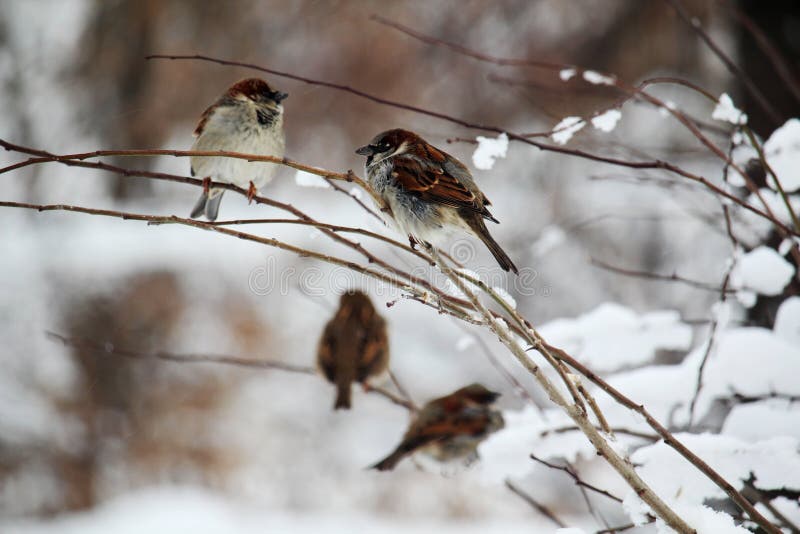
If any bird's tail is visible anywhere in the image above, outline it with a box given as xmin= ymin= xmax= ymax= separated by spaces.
xmin=370 ymin=447 xmax=407 ymax=471
xmin=464 ymin=213 xmax=518 ymax=274
xmin=334 ymin=381 xmax=352 ymax=410
xmin=190 ymin=189 xmax=224 ymax=221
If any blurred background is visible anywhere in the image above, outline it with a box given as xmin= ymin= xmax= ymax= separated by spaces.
xmin=1 ymin=0 xmax=798 ymax=531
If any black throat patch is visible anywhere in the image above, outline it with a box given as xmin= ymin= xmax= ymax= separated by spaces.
xmin=256 ymin=108 xmax=278 ymax=127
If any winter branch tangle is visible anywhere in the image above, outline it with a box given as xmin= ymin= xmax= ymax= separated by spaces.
xmin=0 ymin=138 xmax=783 ymax=533
xmin=4 ymin=38 xmax=797 ymax=532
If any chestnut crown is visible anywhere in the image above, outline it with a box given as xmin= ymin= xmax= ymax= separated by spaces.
xmin=228 ymin=78 xmax=288 ymax=104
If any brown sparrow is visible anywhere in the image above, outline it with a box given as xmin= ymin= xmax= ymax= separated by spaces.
xmin=317 ymin=291 xmax=390 ymax=410
xmin=189 ymin=78 xmax=287 ymax=221
xmin=356 ymin=129 xmax=518 ymax=274
xmin=371 ymin=383 xmax=505 ymax=471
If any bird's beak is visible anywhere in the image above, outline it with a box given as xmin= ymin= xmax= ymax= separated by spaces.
xmin=355 ymin=145 xmax=374 ymax=156
xmin=273 ymin=91 xmax=289 ymax=103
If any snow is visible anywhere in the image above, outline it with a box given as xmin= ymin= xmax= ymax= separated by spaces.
xmin=582 ymin=70 xmax=616 ymax=86
xmin=472 ymin=133 xmax=509 ymax=170
xmin=722 ymin=399 xmax=800 ymax=441
xmin=774 ymin=296 xmax=800 ymax=345
xmin=735 ymin=289 xmax=757 ymax=308
xmin=631 ymin=434 xmax=800 ymax=505
xmin=778 ymin=237 xmax=799 ymax=256
xmin=663 ymin=503 xmax=752 ymax=534
xmin=763 ymin=118 xmax=800 ymax=192
xmin=530 ymin=225 xmax=566 ymax=256
xmin=455 ymin=336 xmax=475 ymax=351
xmin=559 ymin=68 xmax=576 ymax=81
xmin=551 ymin=117 xmax=585 ymax=145
xmin=294 ymin=169 xmax=330 ymax=188
xmin=600 ymin=326 xmax=800 ymax=428
xmin=1 ymin=486 xmax=541 ymax=534
xmin=711 ymin=93 xmax=747 ymax=125
xmin=349 ymin=187 xmax=363 ymax=200
xmin=590 ymin=109 xmax=622 ymax=133
xmin=733 ymin=246 xmax=794 ymax=296
xmin=538 ymin=303 xmax=693 ymax=373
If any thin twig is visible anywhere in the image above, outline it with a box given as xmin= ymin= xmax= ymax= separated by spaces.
xmin=138 ymin=56 xmax=797 ymax=238
xmin=46 ymin=332 xmax=415 ymax=411
xmin=529 ymin=454 xmax=624 ymax=504
xmin=663 ymin=0 xmax=782 ymax=126
xmin=591 ymin=257 xmax=735 ymax=293
xmin=505 ymin=479 xmax=566 ymax=528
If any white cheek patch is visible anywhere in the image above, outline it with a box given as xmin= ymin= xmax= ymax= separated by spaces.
xmin=389 ymin=141 xmax=408 ymax=158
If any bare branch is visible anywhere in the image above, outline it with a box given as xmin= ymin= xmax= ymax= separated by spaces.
xmin=46 ymin=332 xmax=415 ymax=411
xmin=591 ymin=257 xmax=735 ymax=293
xmin=530 ymin=453 xmax=625 ymax=504
xmin=505 ymin=479 xmax=566 ymax=528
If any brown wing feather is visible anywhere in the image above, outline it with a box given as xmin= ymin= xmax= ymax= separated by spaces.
xmin=316 ymin=324 xmax=337 ymax=382
xmin=392 ymin=158 xmax=480 ymax=210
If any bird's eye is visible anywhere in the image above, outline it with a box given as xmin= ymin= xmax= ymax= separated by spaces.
xmin=380 ymin=142 xmax=391 ymax=150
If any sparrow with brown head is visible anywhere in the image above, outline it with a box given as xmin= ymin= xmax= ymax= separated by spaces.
xmin=317 ymin=291 xmax=390 ymax=410
xmin=189 ymin=78 xmax=287 ymax=221
xmin=371 ymin=383 xmax=505 ymax=471
xmin=356 ymin=129 xmax=518 ymax=274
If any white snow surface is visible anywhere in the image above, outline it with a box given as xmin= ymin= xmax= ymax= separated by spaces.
xmin=722 ymin=399 xmax=800 ymax=441
xmin=294 ymin=169 xmax=331 ymax=188
xmin=472 ymin=133 xmax=509 ymax=170
xmin=711 ymin=93 xmax=747 ymax=125
xmin=551 ymin=116 xmax=585 ymax=145
xmin=733 ymin=246 xmax=794 ymax=296
xmin=582 ymin=70 xmax=616 ymax=85
xmin=559 ymin=68 xmax=576 ymax=81
xmin=631 ymin=433 xmax=800 ymax=505
xmin=538 ymin=303 xmax=692 ymax=373
xmin=599 ymin=326 xmax=800 ymax=429
xmin=774 ymin=296 xmax=800 ymax=345
xmin=590 ymin=109 xmax=622 ymax=133
xmin=763 ymin=118 xmax=800 ymax=192
xmin=1 ymin=487 xmax=542 ymax=534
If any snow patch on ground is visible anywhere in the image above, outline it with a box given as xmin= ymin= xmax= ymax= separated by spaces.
xmin=538 ymin=303 xmax=692 ymax=373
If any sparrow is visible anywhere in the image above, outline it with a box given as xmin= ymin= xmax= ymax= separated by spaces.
xmin=316 ymin=291 xmax=390 ymax=410
xmin=189 ymin=78 xmax=287 ymax=221
xmin=371 ymin=383 xmax=505 ymax=471
xmin=356 ymin=129 xmax=518 ymax=274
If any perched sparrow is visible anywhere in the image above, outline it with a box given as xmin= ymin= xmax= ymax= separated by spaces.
xmin=317 ymin=291 xmax=390 ymax=410
xmin=356 ymin=129 xmax=518 ymax=274
xmin=189 ymin=78 xmax=287 ymax=221
xmin=371 ymin=383 xmax=505 ymax=471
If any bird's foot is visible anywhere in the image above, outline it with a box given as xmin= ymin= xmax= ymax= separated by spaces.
xmin=408 ymin=235 xmax=419 ymax=250
xmin=202 ymin=176 xmax=211 ymax=195
xmin=247 ymin=181 xmax=257 ymax=203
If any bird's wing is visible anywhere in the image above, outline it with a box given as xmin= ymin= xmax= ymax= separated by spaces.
xmin=356 ymin=316 xmax=389 ymax=382
xmin=316 ymin=323 xmax=337 ymax=382
xmin=391 ymin=151 xmax=492 ymax=219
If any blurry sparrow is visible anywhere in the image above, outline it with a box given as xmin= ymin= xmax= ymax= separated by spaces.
xmin=356 ymin=129 xmax=518 ymax=274
xmin=317 ymin=291 xmax=389 ymax=410
xmin=189 ymin=78 xmax=287 ymax=221
xmin=371 ymin=383 xmax=505 ymax=471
